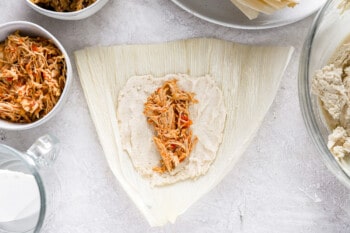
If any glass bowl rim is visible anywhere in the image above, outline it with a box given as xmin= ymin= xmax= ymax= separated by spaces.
xmin=298 ymin=0 xmax=350 ymax=188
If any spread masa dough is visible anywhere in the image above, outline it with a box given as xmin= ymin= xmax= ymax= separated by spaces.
xmin=117 ymin=74 xmax=226 ymax=186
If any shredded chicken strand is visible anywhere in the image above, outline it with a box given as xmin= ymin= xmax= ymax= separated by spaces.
xmin=0 ymin=31 xmax=66 ymax=123
xmin=144 ymin=79 xmax=198 ymax=173
xmin=31 ymin=0 xmax=96 ymax=12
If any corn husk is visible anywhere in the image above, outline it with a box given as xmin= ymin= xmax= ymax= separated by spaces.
xmin=339 ymin=0 xmax=350 ymax=13
xmin=74 ymin=38 xmax=294 ymax=226
xmin=231 ymin=0 xmax=298 ymax=19
xmin=231 ymin=0 xmax=259 ymax=19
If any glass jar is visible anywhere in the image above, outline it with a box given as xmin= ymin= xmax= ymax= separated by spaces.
xmin=0 ymin=135 xmax=59 ymax=233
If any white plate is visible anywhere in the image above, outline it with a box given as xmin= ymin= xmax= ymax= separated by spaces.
xmin=171 ymin=0 xmax=327 ymax=29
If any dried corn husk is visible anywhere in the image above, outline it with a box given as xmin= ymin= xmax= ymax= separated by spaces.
xmin=339 ymin=0 xmax=350 ymax=13
xmin=231 ymin=0 xmax=298 ymax=19
xmin=74 ymin=38 xmax=294 ymax=226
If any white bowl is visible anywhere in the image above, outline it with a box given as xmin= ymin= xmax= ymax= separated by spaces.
xmin=0 ymin=21 xmax=72 ymax=130
xmin=25 ymin=0 xmax=109 ymax=20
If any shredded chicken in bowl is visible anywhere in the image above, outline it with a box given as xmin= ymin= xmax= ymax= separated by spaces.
xmin=30 ymin=0 xmax=96 ymax=12
xmin=144 ymin=79 xmax=198 ymax=173
xmin=0 ymin=31 xmax=66 ymax=123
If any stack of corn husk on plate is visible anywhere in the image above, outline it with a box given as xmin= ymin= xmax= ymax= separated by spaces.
xmin=231 ymin=0 xmax=298 ymax=19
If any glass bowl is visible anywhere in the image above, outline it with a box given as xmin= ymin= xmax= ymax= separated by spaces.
xmin=299 ymin=0 xmax=350 ymax=187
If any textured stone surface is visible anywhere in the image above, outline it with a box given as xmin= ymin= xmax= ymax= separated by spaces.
xmin=1 ymin=1 xmax=350 ymax=232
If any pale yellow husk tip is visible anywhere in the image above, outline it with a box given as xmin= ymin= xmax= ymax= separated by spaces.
xmin=339 ymin=0 xmax=350 ymax=13
xmin=230 ymin=0 xmax=299 ymax=20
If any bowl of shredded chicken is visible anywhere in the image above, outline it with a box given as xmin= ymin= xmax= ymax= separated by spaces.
xmin=0 ymin=21 xmax=72 ymax=130
xmin=26 ymin=0 xmax=109 ymax=20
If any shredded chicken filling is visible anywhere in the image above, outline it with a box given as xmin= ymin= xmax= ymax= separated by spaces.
xmin=144 ymin=79 xmax=198 ymax=173
xmin=31 ymin=0 xmax=96 ymax=12
xmin=0 ymin=31 xmax=66 ymax=123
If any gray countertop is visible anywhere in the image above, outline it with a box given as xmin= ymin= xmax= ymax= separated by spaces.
xmin=1 ymin=1 xmax=350 ymax=232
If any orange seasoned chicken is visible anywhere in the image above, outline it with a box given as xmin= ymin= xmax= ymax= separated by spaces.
xmin=144 ymin=79 xmax=198 ymax=173
xmin=0 ymin=31 xmax=66 ymax=123
xmin=30 ymin=0 xmax=96 ymax=12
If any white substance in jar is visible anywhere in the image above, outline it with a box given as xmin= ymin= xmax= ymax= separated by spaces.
xmin=0 ymin=169 xmax=40 ymax=223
